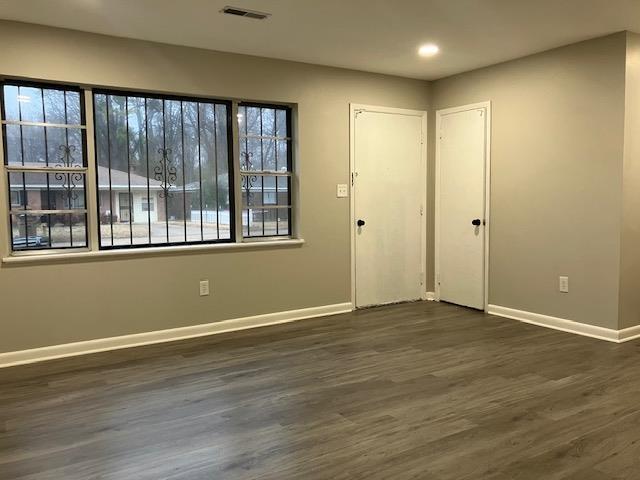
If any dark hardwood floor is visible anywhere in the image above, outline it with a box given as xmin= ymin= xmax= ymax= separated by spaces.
xmin=1 ymin=301 xmax=640 ymax=479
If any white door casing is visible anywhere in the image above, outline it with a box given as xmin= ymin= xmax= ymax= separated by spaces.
xmin=350 ymin=104 xmax=427 ymax=308
xmin=435 ymin=102 xmax=491 ymax=310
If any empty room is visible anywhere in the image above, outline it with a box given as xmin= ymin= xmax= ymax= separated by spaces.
xmin=1 ymin=0 xmax=640 ymax=478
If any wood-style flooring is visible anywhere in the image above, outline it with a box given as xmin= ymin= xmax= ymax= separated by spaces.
xmin=2 ymin=301 xmax=640 ymax=479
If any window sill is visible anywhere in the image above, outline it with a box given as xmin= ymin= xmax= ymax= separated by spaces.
xmin=2 ymin=238 xmax=305 ymax=265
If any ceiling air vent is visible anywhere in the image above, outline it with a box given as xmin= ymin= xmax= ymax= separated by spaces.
xmin=221 ymin=6 xmax=271 ymax=20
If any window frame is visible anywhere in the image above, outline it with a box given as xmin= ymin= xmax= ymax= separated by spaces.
xmin=0 ymin=79 xmax=90 ymax=253
xmin=0 ymin=78 xmax=298 ymax=259
xmin=238 ymin=101 xmax=294 ymax=239
xmin=92 ymin=88 xmax=236 ymax=250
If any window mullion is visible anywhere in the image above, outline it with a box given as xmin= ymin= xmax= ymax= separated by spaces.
xmin=231 ymin=101 xmax=243 ymax=243
xmin=0 ymin=120 xmax=10 ymax=258
xmin=84 ymin=89 xmax=100 ymax=252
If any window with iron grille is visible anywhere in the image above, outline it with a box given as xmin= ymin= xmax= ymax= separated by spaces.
xmin=238 ymin=103 xmax=292 ymax=238
xmin=93 ymin=90 xmax=234 ymax=249
xmin=1 ymin=82 xmax=88 ymax=251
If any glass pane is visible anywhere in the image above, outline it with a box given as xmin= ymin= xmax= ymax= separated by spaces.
xmin=43 ymin=89 xmax=67 ymax=124
xmin=49 ymin=213 xmax=87 ymax=248
xmin=165 ymin=99 xmax=186 ymax=243
xmin=183 ymin=101 xmax=202 ymax=242
xmin=242 ymin=208 xmax=283 ymax=237
xmin=243 ymin=174 xmax=262 ymax=207
xmin=10 ymin=212 xmax=87 ymax=250
xmin=276 ymin=109 xmax=288 ymax=138
xmin=147 ymin=98 xmax=167 ymax=245
xmin=215 ymin=104 xmax=231 ymax=240
xmin=16 ymin=86 xmax=44 ymax=123
xmin=276 ymin=175 xmax=290 ymax=206
xmin=263 ymin=175 xmax=276 ymax=205
xmin=127 ymin=97 xmax=150 ymax=246
xmin=5 ymin=125 xmax=23 ymax=165
xmin=276 ymin=140 xmax=289 ymax=172
xmin=263 ymin=139 xmax=276 ymax=171
xmin=245 ymin=106 xmax=261 ymax=136
xmin=261 ymin=108 xmax=275 ymax=137
xmin=9 ymin=172 xmax=86 ymax=210
xmin=94 ymin=94 xmax=113 ymax=247
xmin=263 ymin=208 xmax=278 ymax=236
xmin=199 ymin=102 xmax=218 ymax=241
xmin=65 ymin=90 xmax=82 ymax=125
xmin=3 ymin=85 xmax=19 ymax=121
xmin=277 ymin=208 xmax=290 ymax=236
xmin=4 ymin=124 xmax=84 ymax=167
xmin=10 ymin=213 xmax=49 ymax=250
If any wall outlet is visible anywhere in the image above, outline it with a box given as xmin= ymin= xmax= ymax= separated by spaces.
xmin=199 ymin=280 xmax=210 ymax=296
xmin=559 ymin=276 xmax=569 ymax=293
xmin=337 ymin=184 xmax=349 ymax=198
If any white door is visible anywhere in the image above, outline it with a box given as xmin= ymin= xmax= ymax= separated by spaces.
xmin=436 ymin=104 xmax=489 ymax=310
xmin=353 ymin=107 xmax=425 ymax=308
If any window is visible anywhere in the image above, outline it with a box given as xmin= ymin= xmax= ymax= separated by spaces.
xmin=10 ymin=190 xmax=25 ymax=208
xmin=1 ymin=82 xmax=88 ymax=250
xmin=238 ymin=103 xmax=292 ymax=237
xmin=141 ymin=196 xmax=154 ymax=212
xmin=93 ymin=91 xmax=233 ymax=248
xmin=1 ymin=79 xmax=297 ymax=256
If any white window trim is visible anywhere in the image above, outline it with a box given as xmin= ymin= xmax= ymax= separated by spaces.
xmin=0 ymin=85 xmax=301 ymax=262
xmin=1 ymin=238 xmax=304 ymax=264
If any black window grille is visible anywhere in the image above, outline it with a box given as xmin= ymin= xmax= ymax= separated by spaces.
xmin=93 ymin=90 xmax=234 ymax=249
xmin=1 ymin=81 xmax=88 ymax=251
xmin=238 ymin=103 xmax=293 ymax=237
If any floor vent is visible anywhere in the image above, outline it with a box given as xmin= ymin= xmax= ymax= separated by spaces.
xmin=221 ymin=6 xmax=271 ymax=20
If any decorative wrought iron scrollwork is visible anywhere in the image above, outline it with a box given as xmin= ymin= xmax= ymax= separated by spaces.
xmin=154 ymin=148 xmax=177 ymax=199
xmin=54 ymin=144 xmax=83 ymax=206
xmin=241 ymin=152 xmax=259 ymax=204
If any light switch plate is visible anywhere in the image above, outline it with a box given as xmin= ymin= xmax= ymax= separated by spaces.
xmin=199 ymin=280 xmax=210 ymax=296
xmin=559 ymin=276 xmax=569 ymax=293
xmin=337 ymin=184 xmax=349 ymax=198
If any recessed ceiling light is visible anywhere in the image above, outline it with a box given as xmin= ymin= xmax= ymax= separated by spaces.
xmin=418 ymin=44 xmax=440 ymax=57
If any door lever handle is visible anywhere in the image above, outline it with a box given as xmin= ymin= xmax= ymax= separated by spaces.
xmin=471 ymin=219 xmax=481 ymax=226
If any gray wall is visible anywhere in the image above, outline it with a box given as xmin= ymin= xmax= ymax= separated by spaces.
xmin=430 ymin=33 xmax=627 ymax=329
xmin=0 ymin=21 xmax=430 ymax=352
xmin=0 ymin=21 xmax=635 ymax=353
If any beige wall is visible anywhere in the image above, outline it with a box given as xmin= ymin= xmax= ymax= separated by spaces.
xmin=618 ymin=32 xmax=640 ymax=329
xmin=430 ymin=33 xmax=628 ymax=329
xmin=0 ymin=21 xmax=430 ymax=353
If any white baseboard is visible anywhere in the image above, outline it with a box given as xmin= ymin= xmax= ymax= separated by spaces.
xmin=426 ymin=291 xmax=436 ymax=301
xmin=618 ymin=324 xmax=640 ymax=343
xmin=0 ymin=302 xmax=353 ymax=368
xmin=487 ymin=304 xmax=620 ymax=343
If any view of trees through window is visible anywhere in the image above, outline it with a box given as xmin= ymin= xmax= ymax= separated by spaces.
xmin=94 ymin=92 xmax=232 ymax=248
xmin=2 ymin=83 xmax=88 ymax=250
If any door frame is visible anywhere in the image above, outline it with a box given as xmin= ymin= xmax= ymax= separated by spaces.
xmin=435 ymin=101 xmax=492 ymax=310
xmin=349 ymin=103 xmax=428 ymax=308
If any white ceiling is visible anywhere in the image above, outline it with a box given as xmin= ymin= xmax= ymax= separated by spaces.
xmin=1 ymin=0 xmax=639 ymax=80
